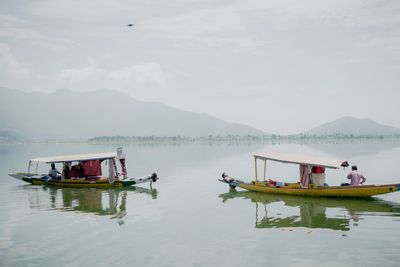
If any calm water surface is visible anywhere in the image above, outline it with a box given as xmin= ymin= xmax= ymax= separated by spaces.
xmin=1 ymin=141 xmax=400 ymax=267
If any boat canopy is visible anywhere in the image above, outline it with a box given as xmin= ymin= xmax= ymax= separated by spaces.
xmin=254 ymin=152 xmax=348 ymax=169
xmin=30 ymin=152 xmax=118 ymax=164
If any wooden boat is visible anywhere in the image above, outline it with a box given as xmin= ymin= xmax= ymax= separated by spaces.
xmin=219 ymin=152 xmax=400 ymax=198
xmin=9 ymin=148 xmax=158 ymax=188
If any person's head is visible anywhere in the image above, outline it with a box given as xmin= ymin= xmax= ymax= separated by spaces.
xmin=352 ymin=165 xmax=358 ymax=171
xmin=51 ymin=163 xmax=55 ymax=169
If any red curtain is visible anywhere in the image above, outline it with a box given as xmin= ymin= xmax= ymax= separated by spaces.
xmin=83 ymin=160 xmax=102 ymax=176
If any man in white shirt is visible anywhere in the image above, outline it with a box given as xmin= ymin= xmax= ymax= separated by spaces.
xmin=347 ymin=165 xmax=366 ymax=186
xmin=48 ymin=163 xmax=61 ymax=179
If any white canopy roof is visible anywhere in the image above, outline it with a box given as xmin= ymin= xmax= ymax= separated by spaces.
xmin=30 ymin=152 xmax=118 ymax=164
xmin=254 ymin=152 xmax=348 ymax=169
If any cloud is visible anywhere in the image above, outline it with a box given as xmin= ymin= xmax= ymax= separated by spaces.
xmin=55 ymin=62 xmax=167 ymax=91
xmin=2 ymin=0 xmax=400 ymax=132
xmin=0 ymin=14 xmax=75 ymax=52
xmin=141 ymin=3 xmax=267 ymax=53
xmin=27 ymin=0 xmax=127 ymax=22
xmin=107 ymin=63 xmax=167 ymax=85
xmin=0 ymin=42 xmax=30 ymax=79
xmin=23 ymin=0 xmax=270 ymax=53
xmin=0 ymin=14 xmax=17 ymax=25
xmin=241 ymin=0 xmax=400 ymax=29
xmin=56 ymin=66 xmax=105 ymax=83
xmin=13 ymin=0 xmax=400 ymax=54
xmin=0 ymin=42 xmax=48 ymax=90
xmin=138 ymin=0 xmax=400 ymax=53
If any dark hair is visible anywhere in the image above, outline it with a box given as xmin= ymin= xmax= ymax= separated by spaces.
xmin=351 ymin=165 xmax=358 ymax=171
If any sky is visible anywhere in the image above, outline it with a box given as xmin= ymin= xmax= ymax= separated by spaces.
xmin=1 ymin=0 xmax=400 ymax=134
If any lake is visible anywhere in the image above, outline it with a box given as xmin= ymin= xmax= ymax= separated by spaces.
xmin=1 ymin=140 xmax=400 ymax=267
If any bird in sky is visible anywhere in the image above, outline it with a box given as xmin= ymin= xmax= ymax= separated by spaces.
xmin=127 ymin=24 xmax=134 ymax=27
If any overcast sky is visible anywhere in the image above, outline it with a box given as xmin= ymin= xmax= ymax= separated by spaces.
xmin=1 ymin=0 xmax=399 ymax=134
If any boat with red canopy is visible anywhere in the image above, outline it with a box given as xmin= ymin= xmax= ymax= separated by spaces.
xmin=9 ymin=148 xmax=158 ymax=188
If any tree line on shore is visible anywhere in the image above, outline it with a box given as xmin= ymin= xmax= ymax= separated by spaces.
xmin=87 ymin=134 xmax=400 ymax=144
xmin=2 ymin=133 xmax=400 ymax=144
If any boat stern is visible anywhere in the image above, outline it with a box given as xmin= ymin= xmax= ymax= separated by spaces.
xmin=122 ymin=172 xmax=158 ymax=186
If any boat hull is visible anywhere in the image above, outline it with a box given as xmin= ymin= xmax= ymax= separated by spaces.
xmin=28 ymin=178 xmax=134 ymax=188
xmin=231 ymin=181 xmax=400 ymax=198
xmin=9 ymin=172 xmax=157 ymax=188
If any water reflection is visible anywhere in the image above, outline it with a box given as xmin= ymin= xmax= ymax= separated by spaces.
xmin=219 ymin=190 xmax=400 ymax=231
xmin=27 ymin=186 xmax=158 ymax=225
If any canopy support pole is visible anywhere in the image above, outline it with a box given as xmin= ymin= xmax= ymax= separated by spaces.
xmin=263 ymin=160 xmax=267 ymax=181
xmin=254 ymin=157 xmax=258 ymax=181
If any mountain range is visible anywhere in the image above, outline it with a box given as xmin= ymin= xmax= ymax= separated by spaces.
xmin=1 ymin=87 xmax=400 ymax=141
xmin=307 ymin=116 xmax=400 ymax=135
xmin=0 ymin=87 xmax=264 ymax=140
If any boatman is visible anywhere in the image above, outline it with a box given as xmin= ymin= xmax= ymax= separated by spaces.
xmin=347 ymin=165 xmax=366 ymax=186
xmin=48 ymin=163 xmax=61 ymax=179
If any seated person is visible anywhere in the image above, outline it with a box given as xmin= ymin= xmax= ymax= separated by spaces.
xmin=62 ymin=163 xmax=71 ymax=180
xmin=48 ymin=163 xmax=61 ymax=179
xmin=78 ymin=163 xmax=85 ymax=178
xmin=221 ymin=173 xmax=244 ymax=183
xmin=222 ymin=172 xmax=235 ymax=183
xmin=345 ymin=165 xmax=366 ymax=186
xmin=70 ymin=163 xmax=85 ymax=179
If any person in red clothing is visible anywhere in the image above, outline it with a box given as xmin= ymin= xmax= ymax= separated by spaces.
xmin=70 ymin=163 xmax=85 ymax=178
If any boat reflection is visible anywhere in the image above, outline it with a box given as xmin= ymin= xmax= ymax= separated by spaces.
xmin=28 ymin=186 xmax=158 ymax=225
xmin=219 ymin=189 xmax=400 ymax=231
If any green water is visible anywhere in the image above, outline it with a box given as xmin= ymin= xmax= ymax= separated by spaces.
xmin=1 ymin=141 xmax=400 ymax=267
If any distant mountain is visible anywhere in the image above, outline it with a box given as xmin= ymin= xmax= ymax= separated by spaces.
xmin=307 ymin=116 xmax=400 ymax=135
xmin=0 ymin=130 xmax=26 ymax=143
xmin=0 ymin=87 xmax=264 ymax=140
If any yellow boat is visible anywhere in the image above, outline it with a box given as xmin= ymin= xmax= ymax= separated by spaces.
xmin=9 ymin=148 xmax=158 ymax=188
xmin=220 ymin=152 xmax=400 ymax=198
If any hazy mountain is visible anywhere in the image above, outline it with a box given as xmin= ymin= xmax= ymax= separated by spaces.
xmin=0 ymin=130 xmax=26 ymax=143
xmin=307 ymin=116 xmax=400 ymax=135
xmin=0 ymin=87 xmax=264 ymax=140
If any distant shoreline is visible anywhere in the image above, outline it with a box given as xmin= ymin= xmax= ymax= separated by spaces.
xmin=87 ymin=134 xmax=400 ymax=144
xmin=2 ymin=134 xmax=400 ymax=145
